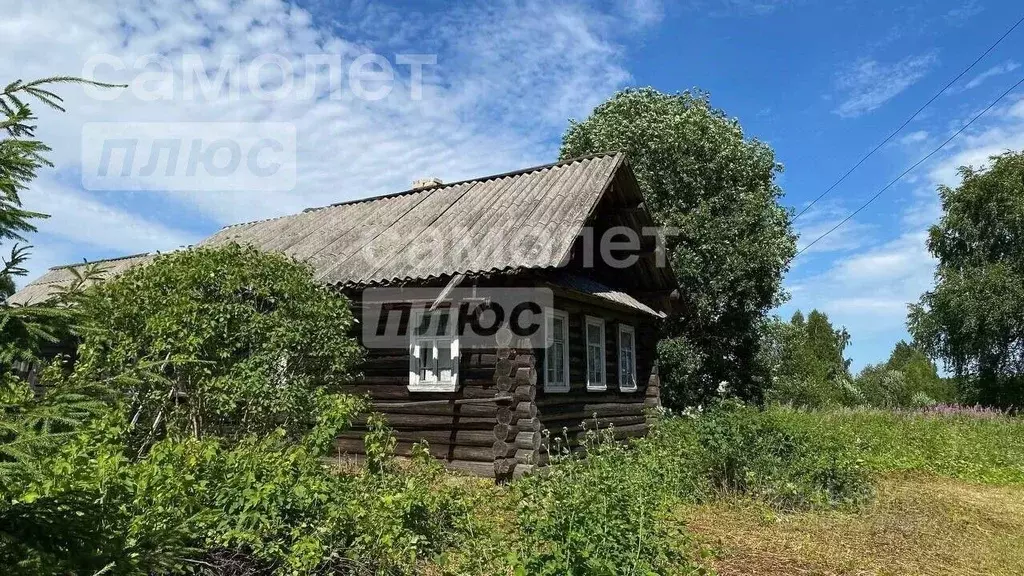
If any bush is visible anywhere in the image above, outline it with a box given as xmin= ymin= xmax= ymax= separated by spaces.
xmin=3 ymin=395 xmax=472 ymax=576
xmin=509 ymin=425 xmax=707 ymax=575
xmin=689 ymin=402 xmax=872 ymax=509
xmin=74 ymin=244 xmax=363 ymax=447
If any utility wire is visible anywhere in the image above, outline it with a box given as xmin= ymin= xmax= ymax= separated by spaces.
xmin=794 ymin=14 xmax=1024 ymax=221
xmin=795 ymin=74 xmax=1024 ymax=258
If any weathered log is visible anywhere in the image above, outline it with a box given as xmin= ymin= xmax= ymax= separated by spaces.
xmin=494 ymin=374 xmax=513 ymax=392
xmin=494 ymin=358 xmax=512 ymax=379
xmin=515 ymin=430 xmax=542 ymax=451
xmin=513 ymin=384 xmax=536 ymax=402
xmin=496 ymin=406 xmax=513 ymax=425
xmin=334 ymin=438 xmax=499 ymax=462
xmin=446 ymin=459 xmax=498 ymax=477
xmin=339 ymin=384 xmax=498 ymax=401
xmin=493 ymin=457 xmax=516 ymax=479
xmin=515 ymin=401 xmax=537 ymax=420
xmin=373 ymin=402 xmax=500 ymax=417
xmin=492 ymin=423 xmax=512 ymax=442
xmin=514 ymin=448 xmax=538 ymax=465
xmin=539 ymin=414 xmax=647 ymax=433
xmin=492 ymin=440 xmax=516 ymax=459
xmin=515 ymin=417 xmax=541 ymax=432
xmin=534 ymin=392 xmax=648 ymax=406
xmin=514 ymin=366 xmax=537 ymax=386
xmin=512 ymin=464 xmax=535 ymax=479
xmin=512 ymin=353 xmax=536 ymax=368
xmin=336 ymin=429 xmax=496 ymax=446
xmin=355 ymin=413 xmax=497 ymax=429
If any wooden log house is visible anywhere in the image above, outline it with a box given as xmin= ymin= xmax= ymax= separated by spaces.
xmin=10 ymin=152 xmax=678 ymax=480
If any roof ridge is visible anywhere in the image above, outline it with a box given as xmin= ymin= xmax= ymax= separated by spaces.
xmin=217 ymin=151 xmax=622 ymax=231
xmin=48 ymin=252 xmax=154 ymax=270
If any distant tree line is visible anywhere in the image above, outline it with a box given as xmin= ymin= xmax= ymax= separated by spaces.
xmin=759 ymin=310 xmax=955 ymax=409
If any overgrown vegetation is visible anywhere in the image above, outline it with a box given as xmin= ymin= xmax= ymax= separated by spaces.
xmin=74 ymin=244 xmax=364 ymax=447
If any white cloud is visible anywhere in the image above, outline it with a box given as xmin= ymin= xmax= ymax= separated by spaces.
xmin=963 ymin=61 xmax=1020 ymax=91
xmin=1 ymin=0 xmax=649 ymax=270
xmin=793 ymin=202 xmax=876 ymax=257
xmin=899 ymin=130 xmax=929 ymax=145
xmin=945 ymin=0 xmax=984 ymax=25
xmin=833 ymin=52 xmax=939 ymax=118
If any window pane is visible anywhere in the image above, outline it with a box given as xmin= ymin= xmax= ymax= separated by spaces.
xmin=552 ymin=317 xmax=565 ymax=343
xmin=549 ymin=341 xmax=564 ymax=383
xmin=437 ymin=340 xmax=453 ymax=381
xmin=587 ymin=323 xmax=601 ymax=345
xmin=417 ymin=338 xmax=434 ymax=381
xmin=588 ymin=345 xmax=603 ymax=382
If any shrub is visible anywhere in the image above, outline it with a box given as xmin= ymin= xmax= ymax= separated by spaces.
xmin=73 ymin=244 xmax=364 ymax=447
xmin=509 ymin=424 xmax=708 ymax=575
xmin=689 ymin=402 xmax=872 ymax=509
xmin=3 ymin=393 xmax=472 ymax=576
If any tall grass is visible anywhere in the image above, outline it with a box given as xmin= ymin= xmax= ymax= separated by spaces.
xmin=769 ymin=406 xmax=1024 ymax=484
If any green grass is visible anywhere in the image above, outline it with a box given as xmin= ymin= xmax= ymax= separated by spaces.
xmin=430 ymin=404 xmax=1024 ymax=575
xmin=686 ymin=473 xmax=1024 ymax=576
xmin=769 ymin=407 xmax=1024 ymax=484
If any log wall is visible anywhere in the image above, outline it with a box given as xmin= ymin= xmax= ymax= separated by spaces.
xmin=332 ymin=293 xmax=660 ymax=479
xmin=534 ymin=296 xmax=661 ymax=464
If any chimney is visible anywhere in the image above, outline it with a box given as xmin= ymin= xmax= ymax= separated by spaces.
xmin=412 ymin=177 xmax=443 ymax=190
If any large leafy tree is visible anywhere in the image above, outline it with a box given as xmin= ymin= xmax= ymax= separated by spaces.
xmin=909 ymin=151 xmax=1024 ymax=408
xmin=560 ymin=87 xmax=796 ymax=406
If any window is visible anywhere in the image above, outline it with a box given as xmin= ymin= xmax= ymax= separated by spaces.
xmin=545 ymin=309 xmax=570 ymax=392
xmin=409 ymin=308 xmax=459 ymax=392
xmin=618 ymin=324 xmax=637 ymax=392
xmin=585 ymin=316 xmax=606 ymax=391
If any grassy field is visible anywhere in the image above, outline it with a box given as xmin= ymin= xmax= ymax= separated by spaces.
xmin=682 ymin=407 xmax=1024 ymax=575
xmin=686 ymin=473 xmax=1024 ymax=575
xmin=429 ymin=405 xmax=1024 ymax=575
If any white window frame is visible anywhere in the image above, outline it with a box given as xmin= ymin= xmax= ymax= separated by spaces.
xmin=585 ymin=315 xmax=607 ymax=391
xmin=618 ymin=324 xmax=638 ymax=392
xmin=544 ymin=308 xmax=570 ymax=393
xmin=408 ymin=308 xmax=460 ymax=392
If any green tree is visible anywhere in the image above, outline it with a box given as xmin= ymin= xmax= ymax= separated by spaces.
xmin=560 ymin=87 xmax=796 ymax=407
xmin=1 ymin=77 xmax=118 ymax=365
xmin=764 ymin=310 xmax=856 ymax=408
xmin=909 ymin=151 xmax=1024 ymax=408
xmin=73 ymin=244 xmax=364 ymax=449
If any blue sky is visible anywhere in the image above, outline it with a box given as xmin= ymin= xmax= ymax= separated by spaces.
xmin=3 ymin=0 xmax=1023 ymax=371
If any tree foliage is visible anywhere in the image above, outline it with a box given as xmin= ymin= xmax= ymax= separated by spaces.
xmin=763 ymin=310 xmax=856 ymax=408
xmin=560 ymin=87 xmax=796 ymax=407
xmin=73 ymin=244 xmax=364 ymax=448
xmin=909 ymin=151 xmax=1024 ymax=408
xmin=855 ymin=341 xmax=954 ymax=408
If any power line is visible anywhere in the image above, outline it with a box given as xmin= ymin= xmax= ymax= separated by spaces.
xmin=794 ymin=14 xmax=1024 ymax=221
xmin=795 ymin=74 xmax=1024 ymax=258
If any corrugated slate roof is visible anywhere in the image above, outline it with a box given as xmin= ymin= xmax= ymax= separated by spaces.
xmin=7 ymin=253 xmax=156 ymax=306
xmin=10 ymin=153 xmax=674 ymax=312
xmin=199 ymin=152 xmax=624 ymax=286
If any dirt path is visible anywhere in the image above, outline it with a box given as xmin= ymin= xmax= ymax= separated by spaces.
xmin=685 ymin=473 xmax=1024 ymax=576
